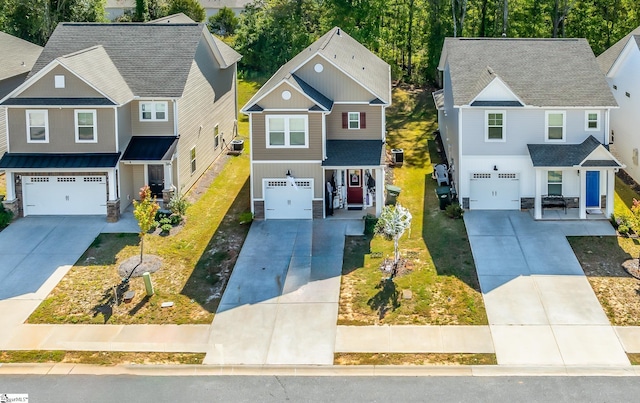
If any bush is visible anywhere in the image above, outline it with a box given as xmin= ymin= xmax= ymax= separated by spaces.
xmin=612 ymin=213 xmax=634 ymax=236
xmin=239 ymin=211 xmax=253 ymax=225
xmin=0 ymin=204 xmax=13 ymax=229
xmin=445 ymin=203 xmax=464 ymax=219
xmin=168 ymin=192 xmax=190 ymax=216
xmin=363 ymin=214 xmax=378 ymax=235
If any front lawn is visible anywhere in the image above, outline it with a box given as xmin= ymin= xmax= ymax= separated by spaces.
xmin=338 ymin=87 xmax=487 ymax=326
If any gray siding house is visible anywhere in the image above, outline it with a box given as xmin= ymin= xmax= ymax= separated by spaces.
xmin=435 ymin=38 xmax=622 ymax=219
xmin=242 ymin=27 xmax=391 ymax=220
xmin=0 ymin=22 xmax=241 ymax=221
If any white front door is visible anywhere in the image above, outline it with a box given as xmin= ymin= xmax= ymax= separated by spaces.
xmin=469 ymin=173 xmax=520 ymax=210
xmin=23 ymin=175 xmax=107 ymax=216
xmin=263 ymin=178 xmax=313 ymax=219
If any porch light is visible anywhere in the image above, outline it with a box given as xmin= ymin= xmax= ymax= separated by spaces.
xmin=493 ymin=165 xmax=498 ymax=171
xmin=286 ymin=170 xmax=292 ymax=177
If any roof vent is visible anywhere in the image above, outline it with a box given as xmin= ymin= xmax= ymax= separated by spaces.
xmin=487 ymin=66 xmax=494 ymax=75
xmin=337 ymin=28 xmax=341 ymax=35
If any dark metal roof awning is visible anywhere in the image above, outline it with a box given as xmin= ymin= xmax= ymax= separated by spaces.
xmin=122 ymin=136 xmax=178 ymax=161
xmin=527 ymin=135 xmax=621 ymax=168
xmin=0 ymin=152 xmax=120 ymax=169
xmin=322 ymin=140 xmax=385 ymax=167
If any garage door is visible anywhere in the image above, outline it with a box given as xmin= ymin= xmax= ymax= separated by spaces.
xmin=469 ymin=173 xmax=520 ymax=210
xmin=264 ymin=178 xmax=313 ymax=219
xmin=23 ymin=175 xmax=107 ymax=216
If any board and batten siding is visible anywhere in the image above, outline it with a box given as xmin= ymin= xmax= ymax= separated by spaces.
xmin=295 ymin=54 xmax=375 ymax=102
xmin=259 ymin=81 xmax=317 ymax=110
xmin=460 ymin=108 xmax=608 ymax=156
xmin=251 ymin=112 xmax=323 ymax=161
xmin=118 ymin=163 xmax=134 ymax=212
xmin=7 ymin=107 xmax=116 ymax=153
xmin=326 ymin=104 xmax=383 ymax=140
xmin=0 ymin=107 xmax=6 ymax=155
xmin=252 ymin=162 xmax=324 ymax=199
xmin=129 ymin=100 xmax=175 ymax=136
xmin=17 ymin=65 xmax=104 ymax=99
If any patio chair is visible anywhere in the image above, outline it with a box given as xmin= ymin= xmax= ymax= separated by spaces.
xmin=434 ymin=164 xmax=449 ymax=186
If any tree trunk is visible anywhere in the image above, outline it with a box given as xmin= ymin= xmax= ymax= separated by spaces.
xmin=140 ymin=235 xmax=144 ymax=263
xmin=479 ymin=0 xmax=488 ymax=36
xmin=502 ymin=0 xmax=508 ymax=36
xmin=407 ymin=0 xmax=415 ymax=78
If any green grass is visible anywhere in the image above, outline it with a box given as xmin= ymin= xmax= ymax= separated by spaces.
xmin=0 ymin=350 xmax=205 ymax=365
xmin=334 ymin=353 xmax=497 ymax=366
xmin=615 ymin=176 xmax=639 ymax=217
xmin=338 ymin=87 xmax=487 ymax=326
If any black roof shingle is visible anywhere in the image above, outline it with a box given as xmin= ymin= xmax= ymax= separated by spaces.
xmin=527 ymin=136 xmax=620 ymax=167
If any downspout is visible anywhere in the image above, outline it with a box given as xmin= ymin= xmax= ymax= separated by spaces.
xmin=249 ymin=113 xmax=255 ymax=215
xmin=173 ymin=99 xmax=180 ymax=192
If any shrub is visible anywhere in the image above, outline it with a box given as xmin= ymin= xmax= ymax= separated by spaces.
xmin=239 ymin=211 xmax=253 ymax=225
xmin=445 ymin=203 xmax=464 ymax=219
xmin=618 ymin=224 xmax=630 ymax=236
xmin=363 ymin=214 xmax=378 ymax=235
xmin=0 ymin=204 xmax=13 ymax=229
xmin=169 ymin=214 xmax=182 ymax=226
xmin=168 ymin=192 xmax=190 ymax=216
xmin=612 ymin=212 xmax=634 ymax=236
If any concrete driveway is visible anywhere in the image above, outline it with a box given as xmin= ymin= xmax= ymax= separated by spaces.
xmin=203 ymin=219 xmax=363 ymax=365
xmin=464 ymin=211 xmax=629 ymax=366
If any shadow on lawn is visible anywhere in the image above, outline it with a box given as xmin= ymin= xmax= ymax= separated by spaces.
xmin=180 ymin=178 xmax=251 ymax=313
xmin=367 ymin=278 xmax=400 ymax=320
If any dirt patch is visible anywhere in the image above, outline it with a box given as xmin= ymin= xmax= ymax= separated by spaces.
xmin=334 ymin=353 xmax=497 ymax=366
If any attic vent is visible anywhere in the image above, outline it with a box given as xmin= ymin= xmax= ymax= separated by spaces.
xmin=54 ymin=75 xmax=65 ymax=89
xmin=337 ymin=28 xmax=341 ymax=35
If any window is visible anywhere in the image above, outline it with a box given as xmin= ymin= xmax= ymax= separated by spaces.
xmin=548 ymin=171 xmax=562 ymax=195
xmin=214 ymin=125 xmax=220 ymax=149
xmin=546 ymin=111 xmax=565 ymax=141
xmin=342 ymin=112 xmax=366 ymax=130
xmin=75 ymin=110 xmax=97 ymax=142
xmin=266 ymin=115 xmax=308 ymax=148
xmin=26 ymin=110 xmax=48 ymax=143
xmin=485 ymin=111 xmax=505 ymax=141
xmin=190 ymin=147 xmax=196 ymax=174
xmin=139 ymin=102 xmax=168 ymax=121
xmin=348 ymin=112 xmax=360 ymax=129
xmin=585 ymin=111 xmax=600 ymax=131
xmin=54 ymin=75 xmax=65 ymax=88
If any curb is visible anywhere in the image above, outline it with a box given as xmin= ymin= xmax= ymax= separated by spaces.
xmin=1 ymin=363 xmax=639 ymax=377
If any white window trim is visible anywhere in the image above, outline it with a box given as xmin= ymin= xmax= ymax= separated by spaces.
xmin=545 ymin=110 xmax=566 ymax=142
xmin=547 ymin=170 xmax=563 ymax=195
xmin=484 ymin=110 xmax=506 ymax=142
xmin=585 ymin=110 xmax=600 ymax=131
xmin=190 ymin=146 xmax=196 ymax=174
xmin=26 ymin=110 xmax=49 ymax=143
xmin=139 ymin=101 xmax=169 ymax=122
xmin=74 ymin=109 xmax=98 ymax=143
xmin=214 ymin=124 xmax=220 ymax=149
xmin=265 ymin=115 xmax=309 ymax=148
xmin=348 ymin=112 xmax=360 ymax=130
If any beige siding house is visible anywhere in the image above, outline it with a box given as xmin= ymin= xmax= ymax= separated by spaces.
xmin=242 ymin=27 xmax=391 ymax=220
xmin=0 ymin=20 xmax=240 ymax=221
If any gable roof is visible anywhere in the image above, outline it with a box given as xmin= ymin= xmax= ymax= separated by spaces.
xmin=597 ymin=26 xmax=640 ymax=74
xmin=527 ymin=135 xmax=621 ymax=167
xmin=29 ymin=23 xmax=206 ymax=98
xmin=0 ymin=32 xmax=43 ymax=81
xmin=440 ymin=38 xmax=617 ymax=107
xmin=244 ymin=27 xmax=390 ymax=111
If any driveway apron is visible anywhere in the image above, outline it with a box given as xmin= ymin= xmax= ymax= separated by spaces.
xmin=464 ymin=211 xmax=629 ymax=366
xmin=204 ymin=219 xmax=355 ymax=365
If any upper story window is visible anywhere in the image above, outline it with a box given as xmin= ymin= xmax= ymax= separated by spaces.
xmin=585 ymin=111 xmax=600 ymax=131
xmin=342 ymin=112 xmax=366 ymax=130
xmin=75 ymin=110 xmax=97 ymax=143
xmin=485 ymin=111 xmax=505 ymax=141
xmin=266 ymin=115 xmax=308 ymax=148
xmin=54 ymin=75 xmax=65 ymax=88
xmin=190 ymin=147 xmax=196 ymax=174
xmin=26 ymin=110 xmax=49 ymax=143
xmin=545 ymin=111 xmax=565 ymax=141
xmin=140 ymin=101 xmax=168 ymax=122
xmin=548 ymin=171 xmax=562 ymax=195
xmin=214 ymin=124 xmax=220 ymax=149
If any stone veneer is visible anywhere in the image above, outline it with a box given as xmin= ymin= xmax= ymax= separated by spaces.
xmin=107 ymin=199 xmax=120 ymax=222
xmin=162 ymin=188 xmax=175 ymax=205
xmin=253 ymin=200 xmax=265 ymax=220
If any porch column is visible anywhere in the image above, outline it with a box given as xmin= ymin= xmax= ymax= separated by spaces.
xmin=534 ymin=169 xmax=542 ymax=220
xmin=376 ymin=167 xmax=384 ymax=216
xmin=163 ymin=162 xmax=174 ymax=190
xmin=579 ymin=168 xmax=587 ymax=219
xmin=4 ymin=171 xmax=15 ymax=200
xmin=606 ymin=169 xmax=615 ymax=217
xmin=107 ymin=169 xmax=117 ymax=201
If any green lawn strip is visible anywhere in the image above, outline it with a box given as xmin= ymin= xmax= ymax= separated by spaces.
xmin=0 ymin=173 xmax=5 ymax=196
xmin=338 ymin=87 xmax=487 ymax=326
xmin=0 ymin=350 xmax=204 ymax=365
xmin=628 ymin=354 xmax=640 ymax=365
xmin=334 ymin=353 xmax=497 ymax=366
xmin=615 ymin=176 xmax=639 ymax=217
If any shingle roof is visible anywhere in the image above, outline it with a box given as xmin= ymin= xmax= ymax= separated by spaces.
xmin=597 ymin=26 xmax=640 ymax=74
xmin=527 ymin=135 xmax=620 ymax=167
xmin=440 ymin=38 xmax=617 ymax=107
xmin=322 ymin=140 xmax=385 ymax=167
xmin=244 ymin=27 xmax=390 ymax=111
xmin=1 ymin=97 xmax=115 ymax=106
xmin=0 ymin=32 xmax=43 ymax=81
xmin=122 ymin=136 xmax=179 ymax=161
xmin=290 ymin=74 xmax=333 ymax=110
xmin=29 ymin=23 xmax=205 ymax=98
xmin=0 ymin=152 xmax=120 ymax=169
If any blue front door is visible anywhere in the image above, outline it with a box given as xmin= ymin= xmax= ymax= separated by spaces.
xmin=586 ymin=171 xmax=600 ymax=207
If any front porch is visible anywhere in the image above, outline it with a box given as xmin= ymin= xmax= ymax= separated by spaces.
xmin=530 ymin=207 xmax=609 ymax=220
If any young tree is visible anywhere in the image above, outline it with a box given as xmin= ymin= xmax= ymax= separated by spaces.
xmin=134 ymin=0 xmax=150 ymax=21
xmin=207 ymin=6 xmax=238 ymax=36
xmin=374 ymin=203 xmax=412 ymax=278
xmin=168 ymin=0 xmax=205 ymax=21
xmin=133 ymin=186 xmax=159 ymax=263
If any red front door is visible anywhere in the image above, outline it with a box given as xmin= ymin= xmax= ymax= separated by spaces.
xmin=347 ymin=169 xmax=363 ymax=204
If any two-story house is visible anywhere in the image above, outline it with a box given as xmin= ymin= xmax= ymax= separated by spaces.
xmin=434 ymin=38 xmax=622 ymax=220
xmin=242 ymin=27 xmax=391 ymax=219
xmin=0 ymin=21 xmax=241 ymax=221
xmin=597 ymin=26 xmax=640 ymax=186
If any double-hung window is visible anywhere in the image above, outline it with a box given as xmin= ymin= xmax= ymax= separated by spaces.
xmin=140 ymin=101 xmax=168 ymax=121
xmin=548 ymin=171 xmax=562 ymax=195
xmin=585 ymin=111 xmax=600 ymax=131
xmin=26 ymin=110 xmax=49 ymax=143
xmin=75 ymin=110 xmax=97 ymax=143
xmin=190 ymin=147 xmax=196 ymax=174
xmin=214 ymin=124 xmax=220 ymax=149
xmin=266 ymin=115 xmax=308 ymax=148
xmin=485 ymin=111 xmax=505 ymax=141
xmin=348 ymin=112 xmax=360 ymax=129
xmin=546 ymin=111 xmax=565 ymax=141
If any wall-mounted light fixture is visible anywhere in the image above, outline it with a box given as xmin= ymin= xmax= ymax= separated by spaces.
xmin=493 ymin=165 xmax=498 ymax=171
xmin=286 ymin=170 xmax=292 ymax=177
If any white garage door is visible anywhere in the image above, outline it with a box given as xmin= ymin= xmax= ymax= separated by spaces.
xmin=264 ymin=178 xmax=313 ymax=219
xmin=23 ymin=175 xmax=107 ymax=216
xmin=469 ymin=173 xmax=520 ymax=210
